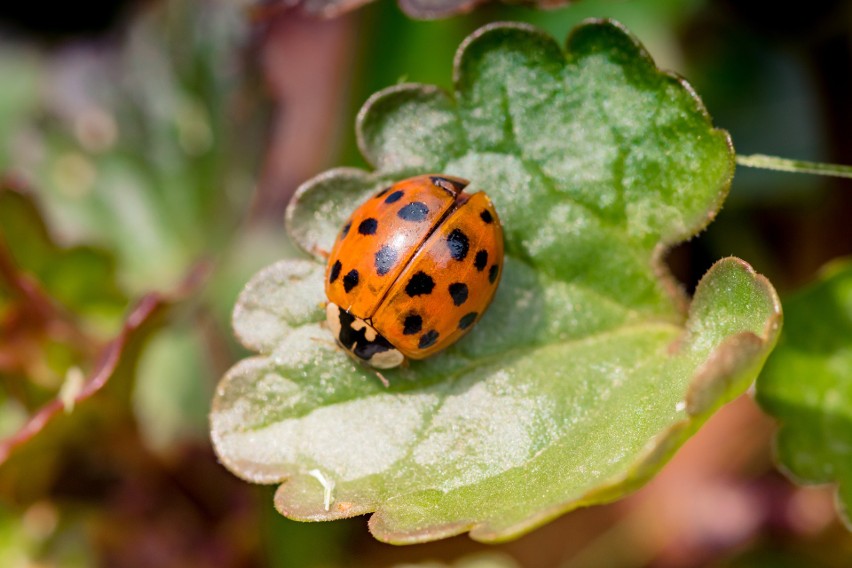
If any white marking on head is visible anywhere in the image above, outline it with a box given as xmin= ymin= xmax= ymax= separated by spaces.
xmin=348 ymin=316 xmax=378 ymax=341
xmin=326 ymin=303 xmax=342 ymax=338
xmin=369 ymin=348 xmax=405 ymax=369
xmin=325 ymin=302 xmax=404 ymax=369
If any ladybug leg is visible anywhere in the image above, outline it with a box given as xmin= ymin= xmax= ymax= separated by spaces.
xmin=313 ymin=246 xmax=330 ymax=259
xmin=310 ymin=336 xmax=339 ymax=349
xmin=374 ymin=370 xmax=390 ymax=388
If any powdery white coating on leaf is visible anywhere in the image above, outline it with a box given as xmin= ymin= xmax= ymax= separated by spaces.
xmin=213 ymin=358 xmax=304 ymax=433
xmin=285 ymin=168 xmax=384 ymax=261
xmin=256 ymin=372 xmax=302 ymax=407
xmin=218 ymin=391 xmax=440 ymax=482
xmin=358 ymin=86 xmax=463 ymax=173
xmin=269 ymin=326 xmax=334 ymax=369
xmin=528 ymin=202 xmax=594 ymax=258
xmin=412 ymin=370 xmax=559 ymax=492
xmin=233 ymin=260 xmax=325 ymax=352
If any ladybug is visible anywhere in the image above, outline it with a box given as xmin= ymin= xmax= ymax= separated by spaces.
xmin=325 ymin=175 xmax=504 ymax=369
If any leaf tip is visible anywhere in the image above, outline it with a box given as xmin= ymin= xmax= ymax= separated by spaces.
xmin=451 ymin=20 xmax=562 ymax=87
xmin=356 ymin=83 xmax=453 ymax=171
xmin=368 ymin=509 xmax=474 ymax=545
xmin=683 ymin=257 xmax=782 ymax=415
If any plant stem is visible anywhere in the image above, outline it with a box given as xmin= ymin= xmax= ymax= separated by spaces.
xmin=736 ymin=154 xmax=852 ymax=179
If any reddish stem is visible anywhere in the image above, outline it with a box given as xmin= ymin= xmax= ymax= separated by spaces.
xmin=0 ymin=262 xmax=211 ymax=464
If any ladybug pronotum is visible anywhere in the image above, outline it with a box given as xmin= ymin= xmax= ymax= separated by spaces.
xmin=325 ymin=174 xmax=504 ymax=368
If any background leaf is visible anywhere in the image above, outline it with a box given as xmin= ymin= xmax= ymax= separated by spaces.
xmin=1 ymin=1 xmax=266 ymax=294
xmin=251 ymin=0 xmax=574 ymax=21
xmin=0 ymin=181 xmax=126 ymax=418
xmin=757 ymin=260 xmax=852 ymax=528
xmin=0 ymin=181 xmax=126 ymax=330
xmin=212 ymin=20 xmax=782 ymax=543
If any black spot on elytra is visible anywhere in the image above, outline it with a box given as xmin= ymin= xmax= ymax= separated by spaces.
xmin=340 ymin=222 xmax=351 ymax=238
xmin=480 ymin=209 xmax=493 ymax=224
xmin=474 ymin=250 xmax=488 ymax=271
xmin=358 ymin=218 xmax=378 ymax=235
xmin=374 ymin=245 xmax=397 ymax=276
xmin=403 ymin=313 xmax=422 ymax=335
xmin=449 ymin=282 xmax=468 ymax=306
xmin=430 ymin=176 xmax=466 ymax=194
xmin=336 ymin=310 xmax=394 ymax=361
xmin=375 ymin=186 xmax=392 ymax=198
xmin=405 ymin=271 xmax=435 ymax=297
xmin=329 ymin=260 xmax=342 ymax=283
xmin=398 ymin=202 xmax=429 ymax=222
xmin=488 ymin=264 xmax=499 ymax=284
xmin=446 ymin=229 xmax=469 ymax=261
xmin=343 ymin=269 xmax=360 ymax=292
xmin=458 ymin=312 xmax=478 ymax=330
xmin=418 ymin=329 xmax=439 ymax=349
xmin=384 ymin=190 xmax=404 ymax=204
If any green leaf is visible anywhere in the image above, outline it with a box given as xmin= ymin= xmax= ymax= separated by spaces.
xmin=756 ymin=259 xmax=852 ymax=528
xmin=211 ymin=20 xmax=781 ymax=543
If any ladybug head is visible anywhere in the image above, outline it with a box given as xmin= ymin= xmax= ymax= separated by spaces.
xmin=325 ymin=303 xmax=404 ymax=369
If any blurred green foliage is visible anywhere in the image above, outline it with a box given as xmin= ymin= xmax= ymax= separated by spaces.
xmin=758 ymin=261 xmax=852 ymax=528
xmin=0 ymin=0 xmax=266 ymax=293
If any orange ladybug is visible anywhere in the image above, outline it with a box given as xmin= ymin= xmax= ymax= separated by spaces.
xmin=325 ymin=175 xmax=503 ymax=368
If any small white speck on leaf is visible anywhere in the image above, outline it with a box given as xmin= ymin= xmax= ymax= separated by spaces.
xmin=308 ymin=469 xmax=335 ymax=511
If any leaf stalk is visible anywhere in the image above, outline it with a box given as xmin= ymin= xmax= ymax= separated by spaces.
xmin=736 ymin=154 xmax=852 ymax=179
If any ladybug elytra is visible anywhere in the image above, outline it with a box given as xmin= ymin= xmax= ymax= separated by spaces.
xmin=325 ymin=175 xmax=504 ymax=368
